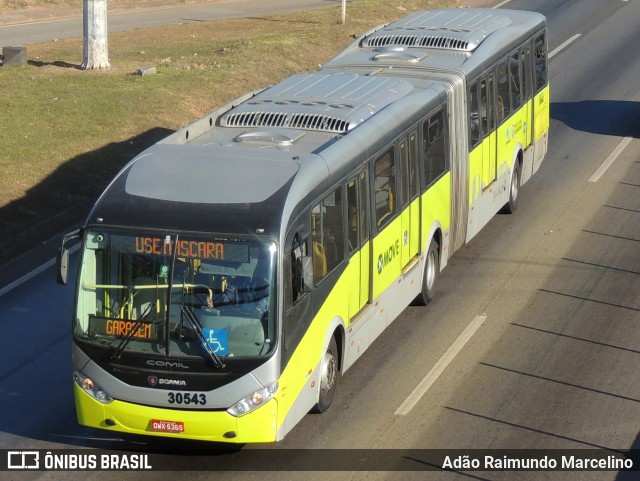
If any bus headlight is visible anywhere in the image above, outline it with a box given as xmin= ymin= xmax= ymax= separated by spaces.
xmin=227 ymin=382 xmax=278 ymax=417
xmin=74 ymin=371 xmax=113 ymax=404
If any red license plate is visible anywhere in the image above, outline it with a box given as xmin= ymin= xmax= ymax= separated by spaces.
xmin=150 ymin=419 xmax=185 ymax=433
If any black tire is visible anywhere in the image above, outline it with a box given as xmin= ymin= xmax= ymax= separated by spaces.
xmin=312 ymin=336 xmax=338 ymax=413
xmin=501 ymin=161 xmax=521 ymax=214
xmin=414 ymin=238 xmax=439 ymax=306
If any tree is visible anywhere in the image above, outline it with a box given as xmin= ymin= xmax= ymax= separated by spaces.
xmin=82 ymin=0 xmax=110 ymax=70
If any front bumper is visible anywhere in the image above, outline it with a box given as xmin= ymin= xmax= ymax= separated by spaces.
xmin=74 ymin=383 xmax=278 ymax=443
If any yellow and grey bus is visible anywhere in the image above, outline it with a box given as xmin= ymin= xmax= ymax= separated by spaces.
xmin=57 ymin=8 xmax=549 ymax=443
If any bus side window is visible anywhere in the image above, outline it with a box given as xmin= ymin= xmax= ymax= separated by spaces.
xmin=312 ymin=187 xmax=345 ymax=283
xmin=497 ymin=58 xmax=510 ymax=121
xmin=283 ymin=235 xmax=306 ymax=304
xmin=399 ymin=131 xmax=420 ymax=207
xmin=423 ymin=110 xmax=447 ymax=188
xmin=408 ymin=131 xmax=419 ymax=200
xmin=283 ymin=234 xmax=310 ymax=351
xmin=480 ymin=76 xmax=492 ymax=138
xmin=469 ymin=80 xmax=481 ymax=148
xmin=534 ymin=33 xmax=548 ymax=92
xmin=399 ymin=139 xmax=410 ymax=208
xmin=509 ymin=51 xmax=522 ymax=112
xmin=522 ymin=45 xmax=532 ymax=102
xmin=347 ymin=179 xmax=358 ymax=252
xmin=347 ymin=170 xmax=371 ymax=253
xmin=374 ymin=147 xmax=396 ymax=228
xmin=358 ymin=169 xmax=370 ymax=243
xmin=488 ymin=74 xmax=496 ymax=133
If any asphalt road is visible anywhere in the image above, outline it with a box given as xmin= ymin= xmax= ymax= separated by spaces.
xmin=1 ymin=0 xmax=639 ymax=479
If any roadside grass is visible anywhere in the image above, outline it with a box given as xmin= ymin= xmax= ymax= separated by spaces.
xmin=0 ymin=0 xmax=457 ymax=263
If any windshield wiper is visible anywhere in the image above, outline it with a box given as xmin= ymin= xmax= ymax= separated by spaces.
xmin=180 ymin=306 xmax=226 ymax=369
xmin=109 ymin=304 xmax=153 ymax=361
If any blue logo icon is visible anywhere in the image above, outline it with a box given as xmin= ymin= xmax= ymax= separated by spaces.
xmin=202 ymin=328 xmax=228 ymax=355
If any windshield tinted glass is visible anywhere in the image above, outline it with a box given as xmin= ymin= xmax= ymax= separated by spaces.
xmin=74 ymin=230 xmax=277 ymax=360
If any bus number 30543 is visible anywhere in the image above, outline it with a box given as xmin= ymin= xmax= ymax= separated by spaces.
xmin=168 ymin=392 xmax=207 ymax=406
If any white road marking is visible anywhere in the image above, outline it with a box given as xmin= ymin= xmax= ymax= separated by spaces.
xmin=588 ymin=136 xmax=634 ymax=183
xmin=549 ymin=33 xmax=581 ymax=59
xmin=492 ymin=0 xmax=512 ymax=8
xmin=0 ymin=243 xmax=80 ymax=298
xmin=395 ymin=314 xmax=487 ymax=416
xmin=0 ymin=259 xmax=54 ymax=298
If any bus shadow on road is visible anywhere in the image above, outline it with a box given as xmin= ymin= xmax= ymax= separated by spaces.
xmin=552 ymin=100 xmax=640 ymax=138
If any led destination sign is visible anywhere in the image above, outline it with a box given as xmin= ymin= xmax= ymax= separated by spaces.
xmin=110 ymin=235 xmax=249 ymax=263
xmin=136 ymin=237 xmax=224 ymax=260
xmin=89 ymin=315 xmax=158 ymax=341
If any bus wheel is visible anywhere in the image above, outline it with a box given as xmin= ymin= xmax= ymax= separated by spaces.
xmin=414 ymin=238 xmax=439 ymax=306
xmin=312 ymin=336 xmax=338 ymax=413
xmin=501 ymin=161 xmax=521 ymax=214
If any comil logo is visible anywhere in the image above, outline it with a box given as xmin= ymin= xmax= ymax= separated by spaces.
xmin=7 ymin=451 xmax=39 ymax=469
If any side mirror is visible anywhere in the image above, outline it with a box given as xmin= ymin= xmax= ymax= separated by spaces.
xmin=56 ymin=229 xmax=81 ymax=285
xmin=56 ymin=248 xmax=70 ymax=285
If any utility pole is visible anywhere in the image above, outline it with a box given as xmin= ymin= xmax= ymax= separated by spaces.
xmin=82 ymin=0 xmax=110 ymax=70
xmin=341 ymin=0 xmax=347 ymax=24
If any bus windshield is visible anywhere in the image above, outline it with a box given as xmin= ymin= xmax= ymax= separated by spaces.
xmin=74 ymin=229 xmax=277 ymax=362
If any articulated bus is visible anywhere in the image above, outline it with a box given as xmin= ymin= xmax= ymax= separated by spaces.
xmin=57 ymin=9 xmax=549 ymax=443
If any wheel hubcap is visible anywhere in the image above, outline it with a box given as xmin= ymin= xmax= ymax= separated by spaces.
xmin=320 ymin=350 xmax=337 ymax=394
xmin=511 ymin=169 xmax=519 ymax=201
xmin=426 ymin=250 xmax=436 ymax=290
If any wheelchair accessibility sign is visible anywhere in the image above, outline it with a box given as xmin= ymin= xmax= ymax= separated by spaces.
xmin=202 ymin=328 xmax=228 ymax=355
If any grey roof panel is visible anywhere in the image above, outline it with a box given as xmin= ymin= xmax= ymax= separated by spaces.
xmin=125 ymin=150 xmax=299 ymax=204
xmin=323 ymin=9 xmax=545 ymax=73
xmin=363 ymin=10 xmax=514 ymax=52
xmin=220 ymin=73 xmax=416 ymax=133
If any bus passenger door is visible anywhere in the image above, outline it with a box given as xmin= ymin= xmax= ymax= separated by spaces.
xmin=481 ymin=75 xmax=497 ymax=186
xmin=522 ymin=45 xmax=533 ymax=151
xmin=532 ymin=32 xmax=549 ymax=168
xmin=346 ymin=170 xmax=370 ymax=318
xmin=400 ymin=131 xmax=420 ymax=269
xmin=469 ymin=80 xmax=484 ymax=195
xmin=372 ymin=147 xmax=401 ymax=300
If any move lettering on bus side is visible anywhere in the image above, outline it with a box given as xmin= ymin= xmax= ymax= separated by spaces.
xmin=377 ymin=238 xmax=401 ymax=274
